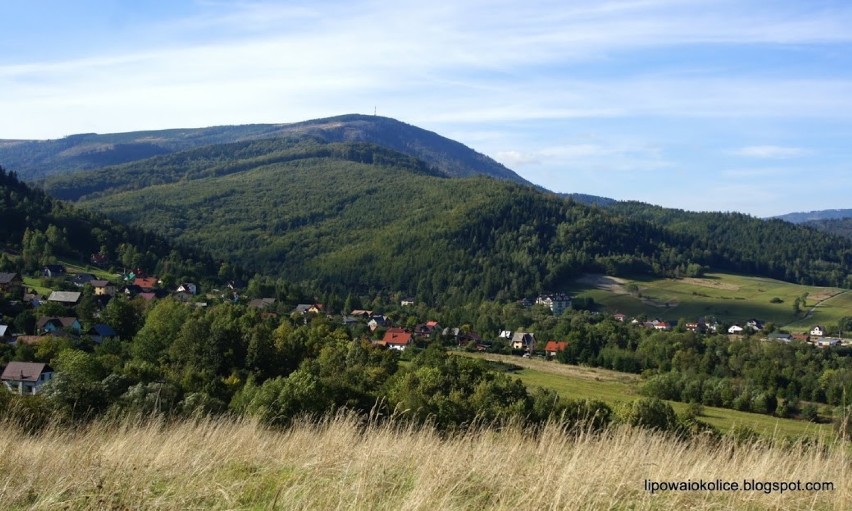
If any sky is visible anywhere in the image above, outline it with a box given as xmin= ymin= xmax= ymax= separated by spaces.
xmin=2 ymin=0 xmax=852 ymax=217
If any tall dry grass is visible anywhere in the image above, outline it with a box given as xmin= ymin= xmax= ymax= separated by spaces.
xmin=0 ymin=413 xmax=847 ymax=510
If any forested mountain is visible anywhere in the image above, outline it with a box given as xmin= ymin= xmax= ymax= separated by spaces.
xmin=773 ymin=208 xmax=852 ymax=224
xmin=33 ymin=139 xmax=852 ymax=304
xmin=602 ymin=201 xmax=852 ymax=287
xmin=1 ymin=114 xmax=531 ymax=186
xmin=802 ymin=218 xmax=852 ymax=241
xmin=0 ymin=166 xmax=224 ymax=286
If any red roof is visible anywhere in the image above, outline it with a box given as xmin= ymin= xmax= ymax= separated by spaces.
xmin=133 ymin=277 xmax=158 ymax=289
xmin=426 ymin=321 xmax=439 ymax=327
xmin=382 ymin=329 xmax=413 ymax=345
xmin=544 ymin=341 xmax=569 ymax=353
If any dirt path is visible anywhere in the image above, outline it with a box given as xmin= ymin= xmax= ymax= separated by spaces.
xmin=803 ymin=289 xmax=849 ymax=320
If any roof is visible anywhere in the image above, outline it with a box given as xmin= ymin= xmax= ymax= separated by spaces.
xmin=0 ymin=325 xmax=7 ymax=337
xmin=1 ymin=362 xmax=52 ymax=382
xmin=544 ymin=341 xmax=569 ymax=352
xmin=511 ymin=332 xmax=535 ymax=344
xmin=0 ymin=272 xmax=21 ymax=284
xmin=133 ymin=277 xmax=159 ymax=289
xmin=382 ymin=329 xmax=413 ymax=345
xmin=90 ymin=280 xmax=111 ymax=287
xmin=47 ymin=291 xmax=82 ymax=303
xmin=37 ymin=316 xmax=79 ymax=329
xmin=249 ymin=298 xmax=276 ymax=308
xmin=43 ymin=264 xmax=66 ymax=273
xmin=426 ymin=321 xmax=440 ymax=327
xmin=92 ymin=324 xmax=117 ymax=337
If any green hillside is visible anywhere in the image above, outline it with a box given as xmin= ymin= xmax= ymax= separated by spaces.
xmin=568 ymin=272 xmax=851 ymax=330
xmin=32 ymin=136 xmax=852 ymax=304
xmin=2 ymin=114 xmax=532 ymax=186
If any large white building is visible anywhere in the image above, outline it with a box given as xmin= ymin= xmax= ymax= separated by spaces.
xmin=535 ymin=293 xmax=572 ymax=315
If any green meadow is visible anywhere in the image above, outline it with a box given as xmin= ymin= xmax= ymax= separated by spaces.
xmin=461 ymin=353 xmax=834 ymax=439
xmin=569 ymin=272 xmax=851 ymax=332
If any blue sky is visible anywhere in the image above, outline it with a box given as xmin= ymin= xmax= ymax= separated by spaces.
xmin=2 ymin=0 xmax=852 ymax=217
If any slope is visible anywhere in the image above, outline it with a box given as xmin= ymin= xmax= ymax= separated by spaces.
xmin=2 ymin=114 xmax=533 ymax=186
xmin=43 ymin=139 xmax=852 ymax=304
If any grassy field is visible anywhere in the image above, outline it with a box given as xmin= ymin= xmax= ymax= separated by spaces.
xmin=460 ymin=353 xmax=834 ymax=439
xmin=0 ymin=414 xmax=847 ymax=510
xmin=568 ymin=272 xmax=851 ymax=332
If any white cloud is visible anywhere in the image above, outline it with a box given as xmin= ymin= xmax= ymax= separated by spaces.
xmin=730 ymin=145 xmax=810 ymax=158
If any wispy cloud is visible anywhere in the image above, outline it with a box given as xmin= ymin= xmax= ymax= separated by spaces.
xmin=730 ymin=145 xmax=810 ymax=158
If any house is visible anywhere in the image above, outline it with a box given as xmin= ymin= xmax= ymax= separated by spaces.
xmin=36 ymin=316 xmax=82 ymax=335
xmin=248 ymin=298 xmax=276 ymax=309
xmin=294 ymin=304 xmax=313 ymax=314
xmin=400 ymin=298 xmax=415 ymax=307
xmin=133 ymin=277 xmax=159 ymax=291
xmin=792 ymin=332 xmax=810 ymax=342
xmin=810 ymin=325 xmax=826 ymax=337
xmin=308 ymin=304 xmax=324 ymax=314
xmin=613 ymin=313 xmax=626 ymax=322
xmin=415 ymin=321 xmax=442 ymax=336
xmin=72 ymin=273 xmax=96 ymax=287
xmin=42 ymin=265 xmax=66 ymax=278
xmin=535 ymin=293 xmax=572 ymax=315
xmin=684 ymin=322 xmax=700 ymax=332
xmin=544 ymin=340 xmax=569 ymax=357
xmin=90 ymin=280 xmax=116 ymax=296
xmin=90 ymin=252 xmax=110 ymax=267
xmin=817 ymin=337 xmax=840 ymax=348
xmin=350 ymin=309 xmax=373 ymax=318
xmin=746 ymin=319 xmax=764 ymax=331
xmin=0 ymin=325 xmax=8 ymax=337
xmin=768 ymin=332 xmax=793 ymax=343
xmin=367 ymin=315 xmax=387 ymax=331
xmin=498 ymin=330 xmax=513 ymax=339
xmin=652 ymin=320 xmax=671 ymax=331
xmin=227 ymin=280 xmax=246 ymax=291
xmin=342 ymin=315 xmax=360 ymax=326
xmin=1 ymin=362 xmax=54 ymax=395
xmin=0 ymin=272 xmax=23 ymax=292
xmin=511 ymin=332 xmax=536 ymax=352
xmin=382 ymin=328 xmax=413 ymax=351
xmin=728 ymin=325 xmax=744 ymax=334
xmin=47 ymin=291 xmax=81 ymax=304
xmin=89 ymin=324 xmax=118 ymax=344
xmin=176 ymin=283 xmax=197 ymax=295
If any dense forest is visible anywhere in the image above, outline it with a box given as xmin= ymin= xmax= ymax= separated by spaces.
xmin=802 ymin=218 xmax=852 ymax=241
xmin=29 ymin=138 xmax=852 ymax=305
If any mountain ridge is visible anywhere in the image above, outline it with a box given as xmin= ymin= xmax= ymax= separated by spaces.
xmin=0 ymin=114 xmax=533 ymax=187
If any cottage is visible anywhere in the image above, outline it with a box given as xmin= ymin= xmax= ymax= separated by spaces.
xmin=511 ymin=332 xmax=536 ymax=351
xmin=350 ymin=309 xmax=373 ymax=318
xmin=0 ymin=272 xmax=23 ymax=292
xmin=400 ymin=298 xmax=415 ymax=307
xmin=382 ymin=328 xmax=413 ymax=351
xmin=810 ymin=326 xmax=826 ymax=337
xmin=133 ymin=277 xmax=159 ymax=291
xmin=89 ymin=324 xmax=118 ymax=344
xmin=544 ymin=340 xmax=569 ymax=357
xmin=746 ymin=319 xmax=764 ymax=331
xmin=728 ymin=325 xmax=744 ymax=334
xmin=72 ymin=273 xmax=96 ymax=287
xmin=47 ymin=291 xmax=81 ymax=305
xmin=2 ymin=362 xmax=54 ymax=395
xmin=36 ymin=316 xmax=82 ymax=335
xmin=817 ymin=337 xmax=840 ymax=348
xmin=91 ymin=280 xmax=116 ymax=296
xmin=613 ymin=313 xmax=626 ymax=322
xmin=176 ymin=283 xmax=198 ymax=295
xmin=42 ymin=265 xmax=66 ymax=278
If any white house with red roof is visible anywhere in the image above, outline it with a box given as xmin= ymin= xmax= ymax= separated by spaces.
xmin=382 ymin=328 xmax=413 ymax=351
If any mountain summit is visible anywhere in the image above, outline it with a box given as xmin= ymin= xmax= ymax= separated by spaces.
xmin=0 ymin=114 xmax=532 ymax=186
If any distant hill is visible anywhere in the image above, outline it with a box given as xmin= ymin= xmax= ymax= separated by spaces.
xmin=561 ymin=193 xmax=617 ymax=207
xmin=773 ymin=209 xmax=852 ymax=224
xmin=802 ymin=218 xmax=852 ymax=241
xmin=0 ymin=114 xmax=533 ymax=186
xmin=35 ymin=138 xmax=852 ymax=302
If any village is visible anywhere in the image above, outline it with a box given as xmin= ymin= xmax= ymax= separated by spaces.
xmin=2 ymin=266 xmax=849 ymax=396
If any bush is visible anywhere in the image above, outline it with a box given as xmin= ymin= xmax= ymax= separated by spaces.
xmin=617 ymin=398 xmax=680 ymax=433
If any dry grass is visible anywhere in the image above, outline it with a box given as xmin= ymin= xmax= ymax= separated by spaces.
xmin=0 ymin=414 xmax=848 ymax=510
